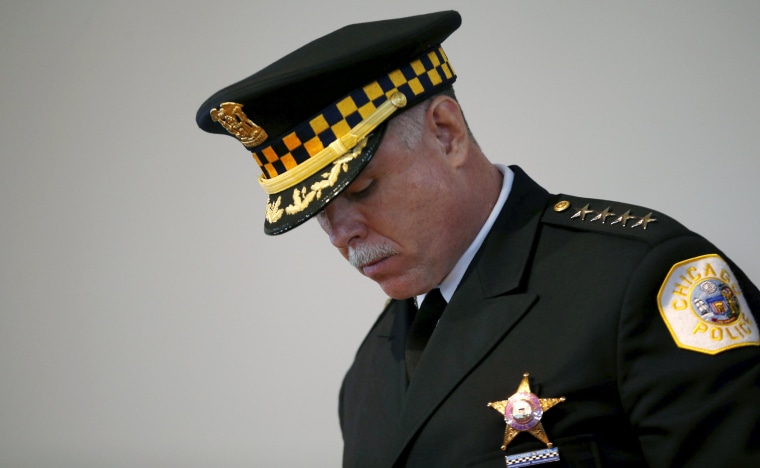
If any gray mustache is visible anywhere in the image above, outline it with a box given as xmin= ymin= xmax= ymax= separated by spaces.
xmin=349 ymin=244 xmax=399 ymax=269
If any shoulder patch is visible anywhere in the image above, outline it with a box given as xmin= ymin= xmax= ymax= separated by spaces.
xmin=657 ymin=254 xmax=759 ymax=354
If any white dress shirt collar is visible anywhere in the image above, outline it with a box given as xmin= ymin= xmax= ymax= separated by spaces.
xmin=417 ymin=164 xmax=514 ymax=305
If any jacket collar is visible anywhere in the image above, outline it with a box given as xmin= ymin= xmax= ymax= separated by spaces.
xmin=390 ymin=165 xmax=551 ymax=465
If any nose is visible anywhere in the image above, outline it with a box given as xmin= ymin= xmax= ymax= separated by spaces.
xmin=318 ymin=197 xmax=366 ymax=250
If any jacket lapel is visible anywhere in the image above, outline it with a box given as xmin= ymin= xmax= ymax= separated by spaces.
xmin=391 ymin=166 xmax=551 ymax=463
xmin=341 ymin=297 xmax=414 ymax=464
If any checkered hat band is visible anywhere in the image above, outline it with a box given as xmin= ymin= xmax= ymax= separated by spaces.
xmin=252 ymin=47 xmax=456 ymax=179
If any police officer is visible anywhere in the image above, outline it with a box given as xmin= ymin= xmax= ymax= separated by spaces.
xmin=197 ymin=11 xmax=760 ymax=467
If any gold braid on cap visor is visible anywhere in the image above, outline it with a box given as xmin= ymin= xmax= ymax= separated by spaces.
xmin=252 ymin=46 xmax=456 ymax=194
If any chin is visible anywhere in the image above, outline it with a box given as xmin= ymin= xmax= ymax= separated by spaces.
xmin=376 ymin=278 xmax=422 ymax=301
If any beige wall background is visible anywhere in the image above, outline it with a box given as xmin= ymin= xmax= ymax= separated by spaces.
xmin=2 ymin=1 xmax=758 ymax=466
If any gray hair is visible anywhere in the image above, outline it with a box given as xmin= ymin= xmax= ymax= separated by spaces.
xmin=388 ymin=87 xmax=476 ymax=149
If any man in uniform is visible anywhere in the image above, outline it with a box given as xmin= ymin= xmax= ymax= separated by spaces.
xmin=197 ymin=11 xmax=760 ymax=467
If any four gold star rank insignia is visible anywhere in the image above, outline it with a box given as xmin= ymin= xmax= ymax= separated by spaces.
xmin=488 ymin=373 xmax=565 ymax=466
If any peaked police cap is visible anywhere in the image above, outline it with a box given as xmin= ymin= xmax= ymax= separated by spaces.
xmin=196 ymin=10 xmax=461 ymax=234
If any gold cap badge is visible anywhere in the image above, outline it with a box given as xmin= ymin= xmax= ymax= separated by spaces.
xmin=210 ymin=102 xmax=268 ymax=148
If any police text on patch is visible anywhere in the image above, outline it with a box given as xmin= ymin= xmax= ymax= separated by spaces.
xmin=657 ymin=254 xmax=759 ymax=354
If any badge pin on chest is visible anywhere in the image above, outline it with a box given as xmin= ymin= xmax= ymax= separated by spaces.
xmin=488 ymin=373 xmax=565 ymax=465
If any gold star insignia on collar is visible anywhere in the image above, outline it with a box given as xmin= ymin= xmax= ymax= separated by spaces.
xmin=631 ymin=212 xmax=657 ymax=229
xmin=610 ymin=209 xmax=636 ymax=227
xmin=590 ymin=206 xmax=615 ymax=224
xmin=487 ymin=373 xmax=565 ymax=451
xmin=570 ymin=203 xmax=595 ymax=221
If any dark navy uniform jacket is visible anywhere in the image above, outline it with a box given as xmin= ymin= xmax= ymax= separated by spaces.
xmin=339 ymin=166 xmax=760 ymax=467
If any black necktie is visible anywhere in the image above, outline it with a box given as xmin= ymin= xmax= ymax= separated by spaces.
xmin=405 ymin=288 xmax=447 ymax=380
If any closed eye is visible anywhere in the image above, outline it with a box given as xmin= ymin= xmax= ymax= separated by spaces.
xmin=345 ymin=179 xmax=374 ymax=200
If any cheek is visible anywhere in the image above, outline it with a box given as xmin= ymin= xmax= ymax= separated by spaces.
xmin=370 ymin=196 xmax=439 ymax=252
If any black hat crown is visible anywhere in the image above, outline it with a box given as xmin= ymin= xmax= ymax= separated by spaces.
xmin=197 ymin=11 xmax=462 ymax=234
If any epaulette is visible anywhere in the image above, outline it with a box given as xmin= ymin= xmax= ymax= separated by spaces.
xmin=541 ymin=194 xmax=692 ymax=245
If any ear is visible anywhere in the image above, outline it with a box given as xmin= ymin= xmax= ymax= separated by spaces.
xmin=426 ymin=95 xmax=469 ymax=167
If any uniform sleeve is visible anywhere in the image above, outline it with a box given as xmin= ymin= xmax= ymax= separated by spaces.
xmin=617 ymin=234 xmax=760 ymax=467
